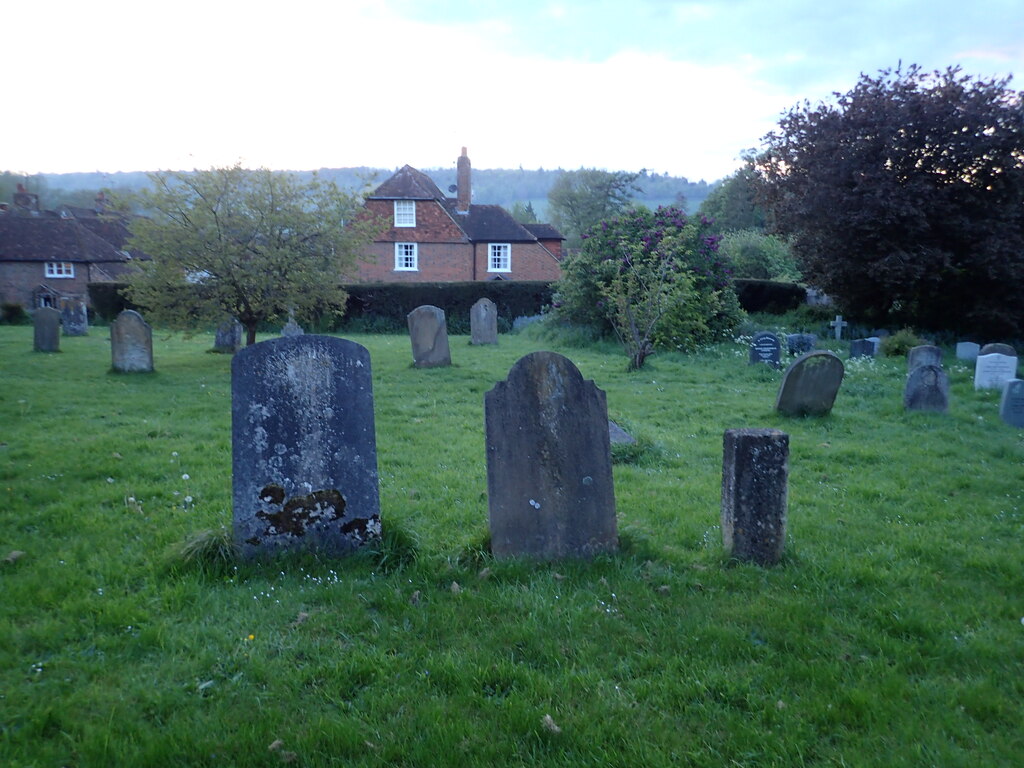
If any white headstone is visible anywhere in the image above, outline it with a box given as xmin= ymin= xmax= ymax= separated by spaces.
xmin=974 ymin=353 xmax=1018 ymax=391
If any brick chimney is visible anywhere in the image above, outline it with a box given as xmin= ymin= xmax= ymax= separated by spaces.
xmin=457 ymin=147 xmax=471 ymax=213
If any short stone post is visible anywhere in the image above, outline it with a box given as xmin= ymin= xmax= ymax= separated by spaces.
xmin=721 ymin=428 xmax=789 ymax=566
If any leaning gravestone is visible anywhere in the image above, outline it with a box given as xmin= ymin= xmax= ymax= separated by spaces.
xmin=485 ymin=351 xmax=617 ymax=559
xmin=849 ymin=338 xmax=876 ymax=359
xmin=110 ymin=310 xmax=153 ymax=372
xmin=903 ymin=364 xmax=950 ymax=413
xmin=470 ymin=297 xmax=498 ymax=345
xmin=907 ymin=345 xmax=942 ymax=370
xmin=956 ymin=342 xmax=980 ymax=362
xmin=786 ymin=333 xmax=817 ymax=355
xmin=974 ymin=351 xmax=1019 ymax=391
xmin=61 ymin=299 xmax=89 ymax=336
xmin=33 ymin=307 xmax=61 ymax=353
xmin=407 ymin=305 xmax=451 ymax=367
xmin=232 ymin=335 xmax=381 ymax=558
xmin=214 ymin=319 xmax=243 ymax=353
xmin=775 ymin=350 xmax=845 ymax=416
xmin=721 ymin=428 xmax=789 ymax=566
xmin=1000 ymin=379 xmax=1024 ymax=428
xmin=749 ymin=332 xmax=781 ymax=367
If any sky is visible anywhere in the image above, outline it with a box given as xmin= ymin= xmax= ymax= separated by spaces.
xmin=5 ymin=0 xmax=1023 ymax=182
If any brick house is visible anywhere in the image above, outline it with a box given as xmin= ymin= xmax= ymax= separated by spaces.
xmin=353 ymin=149 xmax=564 ymax=283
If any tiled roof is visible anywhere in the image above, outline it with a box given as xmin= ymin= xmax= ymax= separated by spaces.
xmin=522 ymin=223 xmax=565 ymax=241
xmin=441 ymin=201 xmax=538 ymax=242
xmin=368 ymin=165 xmax=446 ymax=200
xmin=0 ymin=216 xmax=130 ymax=263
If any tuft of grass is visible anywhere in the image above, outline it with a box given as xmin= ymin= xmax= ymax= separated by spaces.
xmin=367 ymin=518 xmax=420 ymax=572
xmin=170 ymin=525 xmax=238 ymax=574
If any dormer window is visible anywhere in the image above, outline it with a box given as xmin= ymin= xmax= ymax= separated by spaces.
xmin=394 ymin=200 xmax=416 ymax=227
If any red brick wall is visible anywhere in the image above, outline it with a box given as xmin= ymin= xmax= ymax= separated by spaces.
xmin=353 ymin=242 xmax=476 ymax=282
xmin=363 ymin=199 xmax=467 ymax=244
xmin=0 ymin=262 xmax=90 ymax=307
xmin=472 ymin=242 xmax=562 ymax=282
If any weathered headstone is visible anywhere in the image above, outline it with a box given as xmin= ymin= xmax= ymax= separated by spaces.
xmin=110 ymin=310 xmax=153 ymax=372
xmin=749 ymin=332 xmax=781 ymax=367
xmin=865 ymin=336 xmax=882 ymax=355
xmin=903 ymin=364 xmax=950 ymax=413
xmin=33 ymin=307 xmax=61 ymax=353
xmin=829 ymin=315 xmax=848 ymax=340
xmin=786 ymin=333 xmax=817 ymax=355
xmin=974 ymin=352 xmax=1018 ymax=391
xmin=907 ymin=345 xmax=942 ymax=370
xmin=470 ymin=297 xmax=498 ymax=345
xmin=608 ymin=420 xmax=636 ymax=445
xmin=232 ymin=335 xmax=381 ymax=558
xmin=721 ymin=428 xmax=789 ymax=566
xmin=999 ymin=379 xmax=1024 ymax=428
xmin=281 ymin=317 xmax=304 ymax=337
xmin=849 ymin=338 xmax=876 ymax=359
xmin=485 ymin=351 xmax=617 ymax=559
xmin=980 ymin=343 xmax=1017 ymax=357
xmin=775 ymin=350 xmax=845 ymax=417
xmin=407 ymin=305 xmax=451 ymax=368
xmin=956 ymin=342 xmax=980 ymax=362
xmin=60 ymin=298 xmax=89 ymax=336
xmin=214 ymin=319 xmax=243 ymax=353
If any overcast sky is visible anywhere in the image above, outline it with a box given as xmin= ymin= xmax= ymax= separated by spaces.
xmin=5 ymin=0 xmax=1022 ymax=181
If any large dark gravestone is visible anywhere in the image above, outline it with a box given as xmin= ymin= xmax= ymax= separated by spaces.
xmin=485 ymin=351 xmax=617 ymax=559
xmin=786 ymin=333 xmax=817 ymax=356
xmin=903 ymin=364 xmax=950 ymax=413
xmin=232 ymin=336 xmax=381 ymax=558
xmin=110 ymin=310 xmax=154 ymax=372
xmin=470 ymin=297 xmax=498 ymax=345
xmin=33 ymin=307 xmax=61 ymax=353
xmin=61 ymin=298 xmax=89 ymax=336
xmin=407 ymin=305 xmax=452 ymax=367
xmin=749 ymin=332 xmax=781 ymax=367
xmin=721 ymin=428 xmax=789 ymax=566
xmin=775 ymin=351 xmax=845 ymax=416
xmin=907 ymin=344 xmax=942 ymax=371
xmin=214 ymin=318 xmax=243 ymax=353
xmin=1000 ymin=379 xmax=1024 ymax=428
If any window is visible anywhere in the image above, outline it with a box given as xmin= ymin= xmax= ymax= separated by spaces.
xmin=45 ymin=262 xmax=74 ymax=278
xmin=395 ymin=242 xmax=418 ymax=271
xmin=394 ymin=200 xmax=416 ymax=227
xmin=488 ymin=243 xmax=511 ymax=273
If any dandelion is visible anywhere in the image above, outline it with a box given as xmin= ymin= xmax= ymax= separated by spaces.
xmin=247 ymin=633 xmax=255 ymax=641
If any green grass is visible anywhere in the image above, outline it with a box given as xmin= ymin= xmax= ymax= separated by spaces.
xmin=1 ymin=325 xmax=1022 ymax=766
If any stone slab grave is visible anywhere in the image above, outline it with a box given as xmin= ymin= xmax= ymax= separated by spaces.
xmin=214 ymin=318 xmax=243 ymax=353
xmin=974 ymin=350 xmax=1018 ymax=391
xmin=904 ymin=364 xmax=950 ymax=413
xmin=470 ymin=297 xmax=498 ymax=345
xmin=33 ymin=307 xmax=61 ymax=352
xmin=749 ymin=331 xmax=781 ymax=367
xmin=110 ymin=310 xmax=154 ymax=372
xmin=721 ymin=428 xmax=789 ymax=566
xmin=849 ymin=338 xmax=876 ymax=358
xmin=485 ymin=351 xmax=617 ymax=559
xmin=232 ymin=335 xmax=381 ymax=558
xmin=956 ymin=342 xmax=980 ymax=362
xmin=1000 ymin=379 xmax=1024 ymax=428
xmin=907 ymin=345 xmax=942 ymax=370
xmin=775 ymin=350 xmax=845 ymax=416
xmin=786 ymin=333 xmax=817 ymax=356
xmin=407 ymin=304 xmax=451 ymax=367
xmin=61 ymin=298 xmax=89 ymax=336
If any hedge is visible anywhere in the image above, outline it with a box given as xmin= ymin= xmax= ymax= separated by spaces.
xmin=733 ymin=279 xmax=806 ymax=314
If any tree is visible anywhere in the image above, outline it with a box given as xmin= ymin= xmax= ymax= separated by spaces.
xmin=508 ymin=200 xmax=539 ymax=223
xmin=698 ymin=164 xmax=767 ymax=233
xmin=123 ymin=166 xmax=380 ymax=345
xmin=756 ymin=65 xmax=1024 ymax=337
xmin=547 ymin=169 xmax=642 ymax=251
xmin=718 ymin=229 xmax=800 ymax=282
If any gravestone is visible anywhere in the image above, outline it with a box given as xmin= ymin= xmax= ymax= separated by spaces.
xmin=980 ymin=343 xmax=1016 ymax=357
xmin=281 ymin=317 xmax=304 ymax=337
xmin=232 ymin=335 xmax=381 ymax=558
xmin=786 ymin=333 xmax=817 ymax=355
xmin=1000 ymin=379 xmax=1024 ymax=428
xmin=749 ymin=331 xmax=781 ymax=367
xmin=907 ymin=345 xmax=942 ymax=370
xmin=214 ymin=319 xmax=243 ymax=353
xmin=829 ymin=315 xmax=848 ymax=340
xmin=110 ymin=310 xmax=154 ymax=372
xmin=60 ymin=298 xmax=89 ymax=336
xmin=903 ymin=364 xmax=950 ymax=413
xmin=721 ymin=428 xmax=789 ymax=566
xmin=608 ymin=420 xmax=636 ymax=445
xmin=33 ymin=307 xmax=61 ymax=352
xmin=407 ymin=305 xmax=451 ymax=367
xmin=485 ymin=351 xmax=617 ymax=559
xmin=956 ymin=342 xmax=980 ymax=362
xmin=775 ymin=350 xmax=845 ymax=416
xmin=849 ymin=338 xmax=876 ymax=358
xmin=470 ymin=297 xmax=498 ymax=345
xmin=865 ymin=336 xmax=882 ymax=355
xmin=974 ymin=352 xmax=1019 ymax=391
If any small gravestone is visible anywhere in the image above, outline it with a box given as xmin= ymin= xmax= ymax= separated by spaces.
xmin=407 ymin=305 xmax=451 ymax=367
xmin=749 ymin=332 xmax=781 ymax=367
xmin=232 ymin=335 xmax=381 ymax=558
xmin=721 ymin=428 xmax=789 ymax=566
xmin=786 ymin=333 xmax=817 ymax=355
xmin=829 ymin=315 xmax=848 ymax=340
xmin=281 ymin=317 xmax=304 ymax=337
xmin=907 ymin=345 xmax=942 ymax=370
xmin=608 ymin=420 xmax=636 ymax=445
xmin=1000 ymin=379 xmax=1024 ymax=428
xmin=485 ymin=351 xmax=617 ymax=559
xmin=33 ymin=307 xmax=61 ymax=352
xmin=850 ymin=338 xmax=876 ymax=358
xmin=956 ymin=342 xmax=980 ymax=362
xmin=470 ymin=297 xmax=498 ymax=345
xmin=980 ymin=343 xmax=1016 ymax=357
xmin=904 ymin=364 xmax=950 ymax=413
xmin=214 ymin=319 xmax=243 ymax=353
xmin=974 ymin=352 xmax=1018 ymax=391
xmin=110 ymin=310 xmax=153 ymax=372
xmin=775 ymin=350 xmax=845 ymax=416
xmin=61 ymin=299 xmax=89 ymax=336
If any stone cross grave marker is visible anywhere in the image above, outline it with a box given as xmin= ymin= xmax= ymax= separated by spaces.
xmin=749 ymin=331 xmax=781 ymax=367
xmin=33 ymin=307 xmax=61 ymax=353
xmin=110 ymin=310 xmax=154 ymax=372
xmin=829 ymin=315 xmax=848 ymax=340
xmin=907 ymin=345 xmax=942 ymax=370
xmin=407 ymin=305 xmax=452 ymax=367
xmin=974 ymin=351 xmax=1018 ymax=391
xmin=904 ymin=364 xmax=950 ymax=413
xmin=1000 ymin=379 xmax=1024 ymax=428
xmin=470 ymin=297 xmax=498 ymax=345
xmin=775 ymin=350 xmax=845 ymax=417
xmin=214 ymin=318 xmax=243 ymax=353
xmin=485 ymin=351 xmax=617 ymax=559
xmin=722 ymin=428 xmax=789 ymax=566
xmin=786 ymin=333 xmax=817 ymax=356
xmin=60 ymin=298 xmax=88 ymax=336
xmin=956 ymin=342 xmax=980 ymax=362
xmin=232 ymin=335 xmax=381 ymax=558
xmin=849 ymin=338 xmax=876 ymax=358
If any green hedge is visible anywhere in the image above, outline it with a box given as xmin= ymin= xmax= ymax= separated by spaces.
xmin=733 ymin=279 xmax=806 ymax=314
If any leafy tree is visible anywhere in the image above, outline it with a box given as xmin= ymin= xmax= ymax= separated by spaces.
xmin=718 ymin=229 xmax=800 ymax=282
xmin=756 ymin=65 xmax=1024 ymax=337
xmin=698 ymin=164 xmax=767 ymax=233
xmin=547 ymin=169 xmax=642 ymax=251
xmin=123 ymin=165 xmax=380 ymax=345
xmin=508 ymin=200 xmax=539 ymax=223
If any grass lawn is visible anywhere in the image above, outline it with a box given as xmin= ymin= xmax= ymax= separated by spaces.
xmin=1 ymin=323 xmax=1022 ymax=767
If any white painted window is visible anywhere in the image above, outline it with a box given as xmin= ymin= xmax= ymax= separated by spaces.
xmin=45 ymin=262 xmax=74 ymax=278
xmin=394 ymin=200 xmax=416 ymax=227
xmin=488 ymin=243 xmax=511 ymax=273
xmin=395 ymin=242 xmax=418 ymax=271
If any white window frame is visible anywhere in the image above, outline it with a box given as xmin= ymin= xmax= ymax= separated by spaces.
xmin=394 ymin=242 xmax=418 ymax=271
xmin=45 ymin=262 xmax=75 ymax=278
xmin=394 ymin=200 xmax=416 ymax=227
xmin=488 ymin=243 xmax=511 ymax=273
